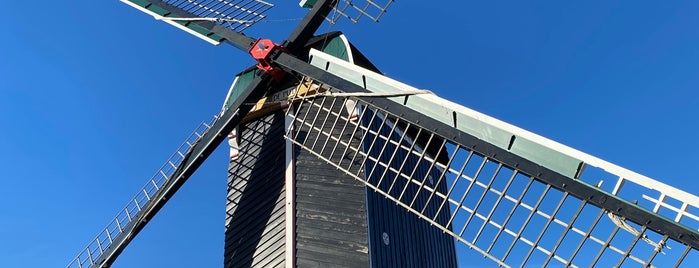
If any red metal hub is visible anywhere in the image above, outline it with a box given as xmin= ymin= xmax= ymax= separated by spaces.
xmin=249 ymin=39 xmax=286 ymax=81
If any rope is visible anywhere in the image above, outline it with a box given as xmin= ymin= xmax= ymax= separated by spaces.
xmin=313 ymin=89 xmax=433 ymax=98
xmin=154 ymin=15 xmax=303 ymax=24
xmin=154 ymin=15 xmax=253 ymax=24
xmin=244 ymin=89 xmax=431 ymax=106
xmin=606 ymin=212 xmax=669 ymax=254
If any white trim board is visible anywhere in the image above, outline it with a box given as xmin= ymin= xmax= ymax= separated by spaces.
xmin=120 ymin=0 xmax=222 ymax=46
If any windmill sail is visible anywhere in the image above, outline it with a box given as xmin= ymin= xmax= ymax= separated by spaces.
xmin=68 ymin=1 xmax=340 ymax=267
xmin=321 ymin=0 xmax=394 ymax=24
xmin=66 ymin=121 xmax=216 ymax=268
xmin=277 ymin=47 xmax=699 ymax=267
xmin=119 ymin=0 xmax=274 ymax=45
xmin=68 ymin=0 xmax=699 ymax=267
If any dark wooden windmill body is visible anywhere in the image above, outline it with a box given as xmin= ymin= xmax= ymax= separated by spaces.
xmin=221 ymin=33 xmax=457 ymax=267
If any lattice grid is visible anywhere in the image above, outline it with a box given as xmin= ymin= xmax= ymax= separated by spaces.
xmin=283 ymin=82 xmax=699 ymax=267
xmin=162 ymin=0 xmax=274 ymax=32
xmin=328 ymin=0 xmax=394 ymax=23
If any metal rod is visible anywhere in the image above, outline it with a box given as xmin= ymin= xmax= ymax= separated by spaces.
xmin=458 ymin=158 xmax=498 ymax=237
xmin=472 ymin=168 xmax=517 ymax=246
xmin=509 ymin=185 xmax=555 ymax=264
xmin=310 ymin=96 xmax=339 ymax=151
xmin=486 ymin=173 xmax=531 ymax=255
xmin=364 ymin=112 xmax=399 ymax=185
xmin=542 ymin=199 xmax=587 ymax=266
xmin=347 ymin=106 xmax=378 ymax=173
xmin=590 ymin=218 xmax=623 ymax=267
xmin=566 ymin=207 xmax=607 ymax=266
xmin=419 ymin=143 xmax=458 ymax=216
xmin=374 ymin=121 xmax=411 ymax=191
xmin=355 ymin=110 xmax=389 ymax=179
xmin=317 ymin=97 xmax=349 ymax=157
xmin=409 ymin=137 xmax=447 ymax=209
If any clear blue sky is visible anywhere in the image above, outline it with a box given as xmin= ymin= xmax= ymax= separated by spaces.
xmin=1 ymin=1 xmax=698 ymax=267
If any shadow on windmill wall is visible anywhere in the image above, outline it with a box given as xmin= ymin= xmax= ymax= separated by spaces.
xmin=293 ymin=100 xmax=371 ymax=267
xmin=225 ymin=112 xmax=286 ymax=268
xmin=360 ymin=109 xmax=458 ymax=268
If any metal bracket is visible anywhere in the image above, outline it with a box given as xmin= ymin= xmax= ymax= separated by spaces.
xmin=249 ymin=39 xmax=286 ymax=81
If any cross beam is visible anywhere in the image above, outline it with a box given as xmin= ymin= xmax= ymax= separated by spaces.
xmin=91 ymin=1 xmax=337 ymax=267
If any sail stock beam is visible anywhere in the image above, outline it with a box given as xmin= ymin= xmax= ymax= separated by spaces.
xmin=68 ymin=1 xmax=339 ymax=267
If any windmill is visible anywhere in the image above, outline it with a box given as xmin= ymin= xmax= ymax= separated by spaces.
xmin=67 ymin=1 xmax=699 ymax=267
